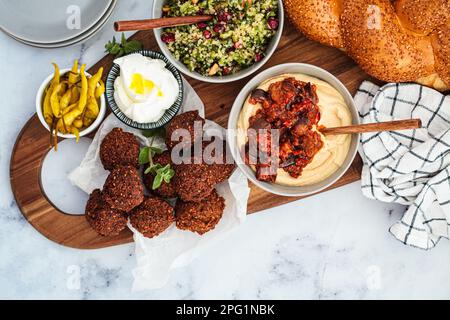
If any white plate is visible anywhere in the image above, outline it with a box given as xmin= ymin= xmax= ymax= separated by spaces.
xmin=0 ymin=0 xmax=111 ymax=44
xmin=3 ymin=0 xmax=117 ymax=48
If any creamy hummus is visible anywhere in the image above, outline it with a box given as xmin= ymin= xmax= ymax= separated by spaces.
xmin=237 ymin=73 xmax=352 ymax=186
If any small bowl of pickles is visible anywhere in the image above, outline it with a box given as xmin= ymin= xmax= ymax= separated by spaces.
xmin=36 ymin=60 xmax=106 ymax=150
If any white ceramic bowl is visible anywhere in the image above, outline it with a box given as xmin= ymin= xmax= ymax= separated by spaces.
xmin=227 ymin=63 xmax=360 ymax=197
xmin=36 ymin=68 xmax=106 ymax=139
xmin=152 ymin=0 xmax=284 ymax=83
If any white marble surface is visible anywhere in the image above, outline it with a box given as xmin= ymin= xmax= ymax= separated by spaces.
xmin=1 ymin=0 xmax=450 ymax=300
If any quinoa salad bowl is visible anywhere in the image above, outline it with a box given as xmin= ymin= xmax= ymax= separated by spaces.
xmin=153 ymin=0 xmax=284 ymax=83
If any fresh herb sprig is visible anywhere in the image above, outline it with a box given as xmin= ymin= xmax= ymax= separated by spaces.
xmin=139 ymin=128 xmax=174 ymax=190
xmin=105 ymin=33 xmax=142 ymax=57
xmin=146 ymin=163 xmax=175 ymax=190
xmin=139 ymin=145 xmax=163 ymax=166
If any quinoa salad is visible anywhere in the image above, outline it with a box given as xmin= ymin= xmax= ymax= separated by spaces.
xmin=160 ymin=0 xmax=279 ymax=77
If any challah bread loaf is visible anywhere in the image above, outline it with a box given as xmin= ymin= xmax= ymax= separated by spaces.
xmin=284 ymin=0 xmax=450 ymax=91
xmin=395 ymin=0 xmax=448 ymax=35
xmin=283 ymin=0 xmax=344 ymax=48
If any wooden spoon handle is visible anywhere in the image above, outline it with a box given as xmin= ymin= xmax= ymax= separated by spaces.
xmin=320 ymin=119 xmax=422 ymax=135
xmin=114 ymin=15 xmax=213 ymax=32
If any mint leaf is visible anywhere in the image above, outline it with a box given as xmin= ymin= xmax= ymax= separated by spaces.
xmin=110 ymin=44 xmax=121 ymax=55
xmin=163 ymin=168 xmax=175 ymax=183
xmin=117 ymin=48 xmax=125 ymax=57
xmin=139 ymin=147 xmax=150 ymax=165
xmin=151 ymin=163 xmax=163 ymax=173
xmin=144 ymin=166 xmax=153 ymax=174
xmin=105 ymin=33 xmax=142 ymax=58
xmin=124 ymin=40 xmax=142 ymax=54
xmin=144 ymin=163 xmax=162 ymax=175
xmin=152 ymin=174 xmax=164 ymax=190
xmin=155 ymin=164 xmax=169 ymax=174
xmin=146 ymin=163 xmax=174 ymax=189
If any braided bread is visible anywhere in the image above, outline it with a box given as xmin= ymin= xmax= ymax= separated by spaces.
xmin=284 ymin=0 xmax=450 ymax=91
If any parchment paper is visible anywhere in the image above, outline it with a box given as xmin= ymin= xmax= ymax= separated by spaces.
xmin=69 ymin=79 xmax=250 ymax=291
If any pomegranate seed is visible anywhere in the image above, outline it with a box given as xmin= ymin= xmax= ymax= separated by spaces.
xmin=213 ymin=23 xmax=225 ymax=33
xmin=255 ymin=53 xmax=263 ymax=62
xmin=161 ymin=32 xmax=175 ymax=43
xmin=223 ymin=67 xmax=231 ymax=75
xmin=203 ymin=30 xmax=212 ymax=39
xmin=197 ymin=22 xmax=207 ymax=29
xmin=217 ymin=10 xmax=232 ymax=22
xmin=267 ymin=17 xmax=279 ymax=30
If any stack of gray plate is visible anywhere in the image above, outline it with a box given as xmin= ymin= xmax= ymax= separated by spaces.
xmin=0 ymin=0 xmax=117 ymax=48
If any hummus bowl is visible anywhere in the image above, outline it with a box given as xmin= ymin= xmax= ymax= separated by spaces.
xmin=227 ymin=63 xmax=360 ymax=197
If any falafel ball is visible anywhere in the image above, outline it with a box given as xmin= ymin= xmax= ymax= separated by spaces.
xmin=202 ymin=139 xmax=235 ymax=183
xmin=175 ymin=190 xmax=225 ymax=235
xmin=214 ymin=162 xmax=235 ymax=182
xmin=165 ymin=110 xmax=205 ymax=149
xmin=103 ymin=165 xmax=144 ymax=212
xmin=173 ymin=139 xmax=235 ymax=202
xmin=129 ymin=196 xmax=175 ymax=238
xmin=85 ymin=189 xmax=128 ymax=236
xmin=173 ymin=161 xmax=218 ymax=202
xmin=143 ymin=151 xmax=177 ymax=198
xmin=100 ymin=128 xmax=140 ymax=170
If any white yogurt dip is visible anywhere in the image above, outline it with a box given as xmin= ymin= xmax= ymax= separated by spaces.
xmin=113 ymin=53 xmax=179 ymax=123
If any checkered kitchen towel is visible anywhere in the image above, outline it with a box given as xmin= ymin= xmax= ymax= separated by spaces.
xmin=355 ymin=81 xmax=450 ymax=249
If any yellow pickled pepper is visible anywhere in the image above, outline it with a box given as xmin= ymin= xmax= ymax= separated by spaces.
xmin=68 ymin=126 xmax=80 ymax=142
xmin=78 ymin=64 xmax=88 ymax=112
xmin=95 ymin=80 xmax=105 ymax=99
xmin=69 ymin=86 xmax=80 ymax=104
xmin=73 ymin=118 xmax=83 ymax=129
xmin=60 ymin=88 xmax=72 ymax=110
xmin=85 ymin=67 xmax=103 ymax=123
xmin=57 ymin=64 xmax=87 ymax=131
xmin=88 ymin=67 xmax=103 ymax=97
xmin=68 ymin=59 xmax=79 ymax=85
xmin=50 ymin=82 xmax=64 ymax=118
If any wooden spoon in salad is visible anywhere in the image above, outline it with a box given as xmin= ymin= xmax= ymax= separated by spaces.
xmin=114 ymin=15 xmax=214 ymax=32
xmin=114 ymin=0 xmax=256 ymax=32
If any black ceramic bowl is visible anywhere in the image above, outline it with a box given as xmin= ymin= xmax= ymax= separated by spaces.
xmin=106 ymin=49 xmax=184 ymax=129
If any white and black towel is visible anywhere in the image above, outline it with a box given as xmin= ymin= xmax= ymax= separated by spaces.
xmin=355 ymin=81 xmax=450 ymax=249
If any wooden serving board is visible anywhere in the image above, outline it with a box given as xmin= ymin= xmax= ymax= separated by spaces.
xmin=10 ymin=22 xmax=371 ymax=249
